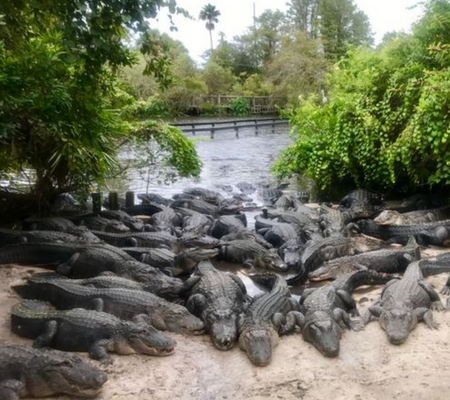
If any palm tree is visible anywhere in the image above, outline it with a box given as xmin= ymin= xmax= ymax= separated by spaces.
xmin=199 ymin=4 xmax=221 ymax=52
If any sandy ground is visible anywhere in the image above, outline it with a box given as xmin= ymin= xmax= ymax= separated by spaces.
xmin=1 ymin=252 xmax=450 ymax=400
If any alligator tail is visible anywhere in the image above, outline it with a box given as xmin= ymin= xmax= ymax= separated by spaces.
xmin=248 ymin=272 xmax=279 ymax=290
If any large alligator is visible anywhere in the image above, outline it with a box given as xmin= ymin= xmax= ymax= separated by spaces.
xmin=355 ymin=219 xmax=450 ymax=246
xmin=219 ymin=239 xmax=287 ymax=271
xmin=374 ymin=206 xmax=450 ymax=226
xmin=363 ymin=261 xmax=445 ymax=344
xmin=125 ymin=203 xmax=165 ymax=216
xmin=319 ymin=204 xmax=348 ymax=237
xmin=0 ymin=242 xmax=189 ymax=297
xmin=174 ymin=207 xmax=213 ymax=235
xmin=90 ymin=230 xmax=180 ymax=250
xmin=125 ymin=247 xmax=219 ymax=276
xmin=389 ymin=193 xmax=448 ymax=213
xmin=309 ymin=237 xmax=420 ymax=281
xmin=11 ymin=300 xmax=176 ymax=363
xmin=99 ymin=209 xmax=147 ymax=231
xmin=297 ymin=270 xmax=392 ymax=357
xmin=171 ymin=198 xmax=243 ymax=216
xmin=80 ymin=216 xmax=130 ymax=233
xmin=338 ymin=189 xmax=385 ymax=221
xmin=151 ymin=207 xmax=183 ymax=229
xmin=238 ymin=274 xmax=302 ymax=366
xmin=186 ymin=261 xmax=247 ymax=350
xmin=259 ymin=223 xmax=303 ymax=249
xmin=21 ymin=278 xmax=205 ymax=335
xmin=0 ymin=229 xmax=97 ymax=247
xmin=286 ymin=235 xmax=383 ymax=286
xmin=0 ymin=345 xmax=107 ymax=399
xmin=209 ymin=214 xmax=247 ymax=239
xmin=138 ymin=193 xmax=172 ymax=206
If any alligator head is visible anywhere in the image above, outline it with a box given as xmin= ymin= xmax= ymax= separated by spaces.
xmin=372 ymin=305 xmax=418 ymax=345
xmin=301 ymin=311 xmax=342 ymax=357
xmin=374 ymin=210 xmax=402 ymax=225
xmin=28 ymin=351 xmax=107 ymax=398
xmin=159 ymin=307 xmax=205 ymax=335
xmin=118 ymin=322 xmax=176 ymax=356
xmin=259 ymin=249 xmax=288 ymax=272
xmin=173 ymin=248 xmax=219 ymax=276
xmin=282 ymin=244 xmax=302 ymax=270
xmin=205 ymin=309 xmax=238 ymax=351
xmin=308 ymin=261 xmax=342 ymax=281
xmin=239 ymin=320 xmax=279 ymax=366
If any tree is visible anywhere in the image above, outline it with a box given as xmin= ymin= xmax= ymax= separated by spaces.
xmin=318 ymin=0 xmax=373 ymax=60
xmin=0 ymin=1 xmax=201 ymax=212
xmin=199 ymin=3 xmax=221 ymax=53
xmin=287 ymin=0 xmax=320 ymax=38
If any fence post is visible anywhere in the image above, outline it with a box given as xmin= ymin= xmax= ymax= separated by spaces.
xmin=191 ymin=124 xmax=195 ymax=136
xmin=233 ymin=121 xmax=239 ymax=138
xmin=210 ymin=123 xmax=215 ymax=139
xmin=92 ymin=192 xmax=102 ymax=213
xmin=125 ymin=191 xmax=135 ymax=208
xmin=108 ymin=192 xmax=119 ymax=210
xmin=255 ymin=120 xmax=258 ymax=135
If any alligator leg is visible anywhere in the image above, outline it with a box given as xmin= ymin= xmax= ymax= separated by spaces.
xmin=362 ymin=301 xmax=382 ymax=325
xmin=91 ymin=297 xmax=105 ymax=312
xmin=56 ymin=252 xmax=80 ymax=275
xmin=33 ymin=320 xmax=58 ymax=348
xmin=279 ymin=311 xmax=304 ymax=335
xmin=243 ymin=259 xmax=255 ymax=270
xmin=381 ymin=279 xmax=398 ymax=297
xmin=0 ymin=380 xmax=24 ymax=400
xmin=89 ymin=339 xmax=113 ymax=364
xmin=272 ymin=312 xmax=286 ymax=332
xmin=414 ymin=307 xmax=439 ymax=329
xmin=299 ymin=288 xmax=317 ymax=304
xmin=186 ymin=294 xmax=206 ymax=317
xmin=418 ymin=281 xmax=445 ymax=311
xmin=288 ymin=298 xmax=301 ymax=312
xmin=336 ymin=290 xmax=359 ymax=316
xmin=229 ymin=274 xmax=247 ymax=294
xmin=334 ymin=308 xmax=363 ymax=331
xmin=441 ymin=275 xmax=450 ymax=296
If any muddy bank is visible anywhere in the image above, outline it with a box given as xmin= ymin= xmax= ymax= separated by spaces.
xmin=1 ymin=257 xmax=450 ymax=400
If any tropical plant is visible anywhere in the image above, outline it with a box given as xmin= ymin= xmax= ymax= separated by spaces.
xmin=231 ymin=97 xmax=251 ymax=116
xmin=199 ymin=3 xmax=221 ymax=52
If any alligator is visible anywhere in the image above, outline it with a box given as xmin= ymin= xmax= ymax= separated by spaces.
xmin=319 ymin=204 xmax=348 ymax=237
xmin=151 ymin=207 xmax=183 ymax=229
xmin=363 ymin=261 xmax=445 ymax=344
xmin=209 ymin=214 xmax=247 ymax=239
xmin=125 ymin=203 xmax=165 ymax=216
xmin=174 ymin=207 xmax=213 ymax=235
xmin=297 ymin=270 xmax=392 ymax=357
xmin=179 ymin=234 xmax=221 ymax=250
xmin=286 ymin=235 xmax=384 ymax=286
xmin=389 ymin=193 xmax=449 ymax=213
xmin=23 ymin=217 xmax=99 ymax=241
xmin=220 ymin=230 xmax=273 ymax=250
xmin=309 ymin=237 xmax=420 ymax=281
xmin=80 ymin=216 xmax=130 ymax=233
xmin=0 ymin=242 xmax=189 ymax=297
xmin=416 ymin=252 xmax=450 ymax=297
xmin=99 ymin=209 xmax=147 ymax=231
xmin=0 ymin=229 xmax=97 ymax=247
xmin=236 ymin=182 xmax=256 ymax=195
xmin=238 ymin=273 xmax=302 ymax=366
xmin=11 ymin=300 xmax=176 ymax=363
xmin=171 ymin=198 xmax=243 ymax=216
xmin=138 ymin=193 xmax=172 ymax=206
xmin=182 ymin=187 xmax=225 ymax=205
xmin=257 ymin=186 xmax=283 ymax=206
xmin=90 ymin=230 xmax=180 ymax=250
xmin=219 ymin=239 xmax=287 ymax=271
xmin=355 ymin=219 xmax=450 ymax=246
xmin=374 ymin=206 xmax=450 ymax=226
xmin=0 ymin=345 xmax=107 ymax=399
xmin=20 ymin=278 xmax=205 ymax=335
xmin=273 ymin=195 xmax=305 ymax=211
xmin=338 ymin=189 xmax=385 ymax=221
xmin=262 ymin=209 xmax=322 ymax=242
xmin=125 ymin=247 xmax=219 ymax=276
xmin=186 ymin=261 xmax=247 ymax=350
xmin=259 ymin=223 xmax=303 ymax=249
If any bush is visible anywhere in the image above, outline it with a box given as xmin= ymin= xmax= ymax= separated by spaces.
xmin=231 ymin=97 xmax=251 ymax=116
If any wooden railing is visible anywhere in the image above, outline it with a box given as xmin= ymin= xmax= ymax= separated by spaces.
xmin=191 ymin=95 xmax=284 ymax=115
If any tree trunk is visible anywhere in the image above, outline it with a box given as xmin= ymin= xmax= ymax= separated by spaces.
xmin=209 ymin=29 xmax=214 ymax=52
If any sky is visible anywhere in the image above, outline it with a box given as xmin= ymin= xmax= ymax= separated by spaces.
xmin=153 ymin=0 xmax=424 ymax=64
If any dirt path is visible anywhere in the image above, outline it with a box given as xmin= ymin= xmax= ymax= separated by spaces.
xmin=1 ymin=261 xmax=450 ymax=400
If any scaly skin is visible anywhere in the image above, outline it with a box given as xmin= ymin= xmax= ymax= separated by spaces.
xmin=187 ymin=261 xmax=246 ymax=350
xmin=0 ymin=229 xmax=96 ymax=247
xmin=0 ymin=345 xmax=107 ymax=399
xmin=21 ymin=278 xmax=205 ymax=335
xmin=238 ymin=274 xmax=301 ymax=366
xmin=11 ymin=300 xmax=176 ymax=362
xmin=99 ymin=209 xmax=146 ymax=232
xmin=338 ymin=189 xmax=385 ymax=221
xmin=299 ymin=271 xmax=392 ymax=357
xmin=219 ymin=239 xmax=287 ymax=271
xmin=209 ymin=214 xmax=247 ymax=239
xmin=363 ymin=261 xmax=445 ymax=345
xmin=309 ymin=238 xmax=420 ymax=281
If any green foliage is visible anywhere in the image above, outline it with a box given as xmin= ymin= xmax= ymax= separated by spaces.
xmin=202 ymin=61 xmax=238 ymax=94
xmin=124 ymin=95 xmax=171 ymax=119
xmin=230 ymin=97 xmax=251 ymax=116
xmin=199 ymin=101 xmax=220 ymax=116
xmin=274 ymin=0 xmax=450 ymax=194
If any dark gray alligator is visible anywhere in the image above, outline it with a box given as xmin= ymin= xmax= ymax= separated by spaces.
xmin=257 ymin=186 xmax=283 ymax=206
xmin=339 ymin=189 xmax=385 ymax=221
xmin=238 ymin=273 xmax=302 ymax=366
xmin=11 ymin=300 xmax=176 ymax=363
xmin=259 ymin=223 xmax=303 ymax=249
xmin=80 ymin=216 xmax=130 ymax=233
xmin=0 ymin=242 xmax=189 ymax=297
xmin=220 ymin=230 xmax=273 ymax=250
xmin=151 ymin=207 xmax=183 ymax=229
xmin=297 ymin=270 xmax=392 ymax=357
xmin=273 ymin=195 xmax=305 ymax=211
xmin=319 ymin=204 xmax=349 ymax=237
xmin=138 ymin=193 xmax=172 ymax=206
xmin=236 ymin=182 xmax=256 ymax=195
xmin=374 ymin=206 xmax=450 ymax=226
xmin=125 ymin=203 xmax=165 ymax=216
xmin=99 ymin=210 xmax=147 ymax=232
xmin=187 ymin=261 xmax=247 ymax=350
xmin=355 ymin=219 xmax=450 ymax=246
xmin=90 ymin=230 xmax=180 ymax=250
xmin=309 ymin=237 xmax=420 ymax=281
xmin=171 ymin=198 xmax=243 ymax=216
xmin=0 ymin=229 xmax=97 ymax=247
xmin=286 ymin=236 xmax=381 ymax=286
xmin=0 ymin=345 xmax=107 ymax=399
xmin=389 ymin=193 xmax=449 ymax=213
xmin=363 ymin=261 xmax=445 ymax=344
xmin=209 ymin=214 xmax=247 ymax=239
xmin=174 ymin=207 xmax=213 ymax=235
xmin=219 ymin=240 xmax=287 ymax=271
xmin=125 ymin=247 xmax=219 ymax=276
xmin=21 ymin=278 xmax=205 ymax=335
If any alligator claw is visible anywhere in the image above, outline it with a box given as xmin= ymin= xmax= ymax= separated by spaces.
xmin=349 ymin=320 xmax=364 ymax=332
xmin=431 ymin=301 xmax=445 ymax=312
xmin=440 ymin=286 xmax=450 ymax=296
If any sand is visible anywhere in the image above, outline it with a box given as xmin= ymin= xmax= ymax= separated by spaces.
xmin=1 ymin=253 xmax=450 ymax=400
